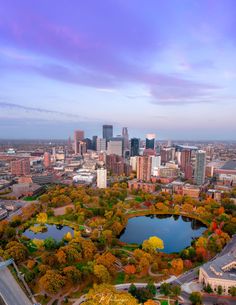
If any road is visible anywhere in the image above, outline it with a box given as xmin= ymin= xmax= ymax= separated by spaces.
xmin=0 ymin=267 xmax=32 ymax=305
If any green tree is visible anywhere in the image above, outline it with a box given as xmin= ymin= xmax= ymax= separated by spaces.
xmin=160 ymin=282 xmax=171 ymax=296
xmin=189 ymin=292 xmax=202 ymax=305
xmin=229 ymin=286 xmax=236 ymax=296
xmin=217 ymin=285 xmax=222 ymax=295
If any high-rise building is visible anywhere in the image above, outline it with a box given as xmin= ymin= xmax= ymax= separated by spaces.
xmin=131 ymin=138 xmax=140 ymax=156
xmin=92 ymin=136 xmax=98 ymax=151
xmin=102 ymin=125 xmax=113 ymax=141
xmin=84 ymin=138 xmax=93 ymax=150
xmin=96 ymin=138 xmax=107 ymax=152
xmin=43 ymin=152 xmax=51 ymax=168
xmin=160 ymin=147 xmax=172 ymax=164
xmin=130 ymin=156 xmax=138 ymax=171
xmin=181 ymin=150 xmax=192 ymax=180
xmin=78 ymin=141 xmax=87 ymax=156
xmin=150 ymin=155 xmax=161 ymax=176
xmin=107 ymin=139 xmax=123 ymax=156
xmin=97 ymin=168 xmax=107 ymax=188
xmin=137 ymin=156 xmax=152 ymax=181
xmin=11 ymin=159 xmax=30 ymax=176
xmin=122 ymin=127 xmax=129 ymax=151
xmin=106 ymin=154 xmax=124 ymax=176
xmin=74 ymin=130 xmax=84 ymax=154
xmin=194 ymin=150 xmax=206 ymax=185
xmin=146 ymin=133 xmax=155 ymax=149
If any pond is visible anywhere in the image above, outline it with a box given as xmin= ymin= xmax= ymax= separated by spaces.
xmin=119 ymin=214 xmax=206 ymax=253
xmin=23 ymin=224 xmax=74 ymax=241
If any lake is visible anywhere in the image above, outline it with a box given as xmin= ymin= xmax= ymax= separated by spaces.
xmin=23 ymin=224 xmax=74 ymax=241
xmin=119 ymin=214 xmax=206 ymax=253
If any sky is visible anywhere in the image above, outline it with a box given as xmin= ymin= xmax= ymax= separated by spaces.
xmin=0 ymin=0 xmax=236 ymax=140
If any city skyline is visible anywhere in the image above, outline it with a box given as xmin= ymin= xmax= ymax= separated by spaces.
xmin=1 ymin=0 xmax=236 ymax=139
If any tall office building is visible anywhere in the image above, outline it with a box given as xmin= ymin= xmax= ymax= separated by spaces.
xmin=194 ymin=150 xmax=206 ymax=185
xmin=181 ymin=150 xmax=192 ymax=180
xmin=97 ymin=168 xmax=107 ymax=188
xmin=96 ymin=138 xmax=107 ymax=152
xmin=107 ymin=139 xmax=123 ymax=156
xmin=122 ymin=127 xmax=129 ymax=151
xmin=92 ymin=136 xmax=98 ymax=151
xmin=131 ymin=138 xmax=140 ymax=156
xmin=43 ymin=152 xmax=51 ymax=168
xmin=146 ymin=133 xmax=155 ymax=150
xmin=74 ymin=130 xmax=84 ymax=154
xmin=103 ymin=125 xmax=113 ymax=141
xmin=137 ymin=156 xmax=152 ymax=181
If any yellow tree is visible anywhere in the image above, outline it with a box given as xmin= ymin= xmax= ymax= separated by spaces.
xmin=83 ymin=284 xmax=139 ymax=305
xmin=39 ymin=270 xmax=65 ymax=294
xmin=36 ymin=212 xmax=48 ymax=224
xmin=93 ymin=264 xmax=111 ymax=283
xmin=142 ymin=236 xmax=164 ymax=253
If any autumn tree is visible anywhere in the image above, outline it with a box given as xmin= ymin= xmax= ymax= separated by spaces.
xmin=84 ymin=284 xmax=139 ymax=305
xmin=142 ymin=236 xmax=164 ymax=253
xmin=36 ymin=212 xmax=48 ymax=224
xmin=171 ymin=258 xmax=183 ymax=275
xmin=39 ymin=270 xmax=65 ymax=294
xmin=93 ymin=264 xmax=111 ymax=283
xmin=4 ymin=241 xmax=28 ymax=262
xmin=63 ymin=266 xmax=81 ymax=284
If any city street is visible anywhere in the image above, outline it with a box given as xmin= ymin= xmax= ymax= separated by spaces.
xmin=0 ymin=267 xmax=32 ymax=305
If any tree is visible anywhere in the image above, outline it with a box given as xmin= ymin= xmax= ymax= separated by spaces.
xmin=39 ymin=270 xmax=65 ymax=294
xmin=64 ymin=231 xmax=73 ymax=241
xmin=84 ymin=284 xmax=138 ymax=305
xmin=32 ymin=239 xmax=44 ymax=249
xmin=144 ymin=301 xmax=157 ymax=305
xmin=146 ymin=282 xmax=156 ymax=297
xmin=63 ymin=266 xmax=81 ymax=284
xmin=229 ymin=286 xmax=236 ymax=296
xmin=171 ymin=258 xmax=183 ymax=275
xmin=189 ymin=292 xmax=202 ymax=305
xmin=204 ymin=284 xmax=213 ymax=293
xmin=217 ymin=285 xmax=222 ymax=295
xmin=142 ymin=236 xmax=164 ymax=253
xmin=44 ymin=237 xmax=57 ymax=250
xmin=129 ymin=283 xmax=137 ymax=296
xmin=93 ymin=264 xmax=111 ymax=283
xmin=124 ymin=265 xmax=136 ymax=275
xmin=36 ymin=212 xmax=48 ymax=224
xmin=4 ymin=241 xmax=28 ymax=262
xmin=171 ymin=285 xmax=181 ymax=296
xmin=160 ymin=282 xmax=171 ymax=296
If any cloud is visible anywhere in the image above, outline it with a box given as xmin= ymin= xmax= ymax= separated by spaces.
xmin=0 ymin=101 xmax=88 ymax=120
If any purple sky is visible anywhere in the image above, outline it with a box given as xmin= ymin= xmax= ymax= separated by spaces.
xmin=0 ymin=0 xmax=236 ymax=139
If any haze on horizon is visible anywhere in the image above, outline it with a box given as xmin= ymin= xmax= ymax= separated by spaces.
xmin=0 ymin=0 xmax=236 ymax=140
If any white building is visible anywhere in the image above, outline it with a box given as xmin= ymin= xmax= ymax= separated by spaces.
xmin=199 ymin=251 xmax=236 ymax=295
xmin=194 ymin=150 xmax=206 ymax=185
xmin=73 ymin=169 xmax=96 ymax=184
xmin=96 ymin=138 xmax=107 ymax=152
xmin=130 ymin=156 xmax=138 ymax=171
xmin=97 ymin=168 xmax=107 ymax=188
xmin=150 ymin=156 xmax=161 ymax=176
xmin=107 ymin=140 xmax=122 ymax=156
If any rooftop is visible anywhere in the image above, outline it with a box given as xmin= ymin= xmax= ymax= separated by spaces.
xmin=221 ymin=160 xmax=236 ymax=170
xmin=201 ymin=251 xmax=236 ymax=281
